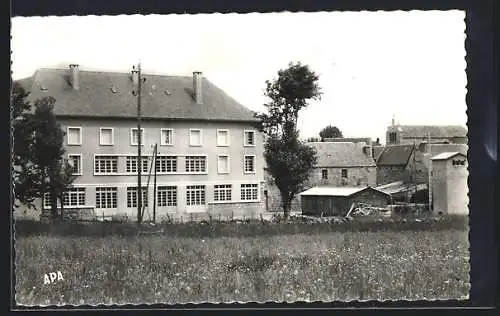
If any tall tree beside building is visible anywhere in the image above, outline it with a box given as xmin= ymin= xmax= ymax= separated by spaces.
xmin=12 ymin=83 xmax=75 ymax=218
xmin=319 ymin=125 xmax=343 ymax=141
xmin=256 ymin=62 xmax=321 ymax=217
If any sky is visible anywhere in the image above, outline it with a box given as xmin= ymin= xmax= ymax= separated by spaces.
xmin=11 ymin=11 xmax=467 ymax=143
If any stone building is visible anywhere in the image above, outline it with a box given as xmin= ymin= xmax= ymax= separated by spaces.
xmin=386 ymin=124 xmax=468 ymax=146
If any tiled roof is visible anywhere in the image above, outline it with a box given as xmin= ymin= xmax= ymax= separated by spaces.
xmin=300 ymin=186 xmax=389 ymax=197
xmin=17 ymin=68 xmax=259 ymax=122
xmin=431 ymin=152 xmax=466 ymax=161
xmin=376 ymin=145 xmax=415 ymax=166
xmin=307 ymin=142 xmax=376 ymax=168
xmin=388 ymin=125 xmax=467 ymax=138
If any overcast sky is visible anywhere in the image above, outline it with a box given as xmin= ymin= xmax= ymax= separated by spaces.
xmin=11 ymin=11 xmax=467 ymax=143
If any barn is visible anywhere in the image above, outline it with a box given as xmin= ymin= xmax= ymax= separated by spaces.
xmin=299 ymin=186 xmax=392 ymax=217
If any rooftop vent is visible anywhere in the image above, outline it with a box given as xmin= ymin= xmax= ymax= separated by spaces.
xmin=40 ymin=85 xmax=47 ymax=91
xmin=110 ymin=86 xmax=117 ymax=93
xmin=164 ymin=90 xmax=171 ymax=95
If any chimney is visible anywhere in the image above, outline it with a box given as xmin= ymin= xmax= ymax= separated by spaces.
xmin=363 ymin=145 xmax=373 ymax=158
xmin=69 ymin=64 xmax=80 ymax=90
xmin=193 ymin=71 xmax=203 ymax=105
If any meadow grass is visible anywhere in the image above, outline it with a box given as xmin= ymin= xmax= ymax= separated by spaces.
xmin=15 ymin=229 xmax=469 ymax=305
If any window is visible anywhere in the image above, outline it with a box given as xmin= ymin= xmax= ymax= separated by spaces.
xmin=62 ymin=188 xmax=86 ymax=206
xmin=452 ymin=159 xmax=466 ymax=166
xmin=321 ymin=169 xmax=328 ymax=179
xmin=389 ymin=132 xmax=397 ymax=143
xmin=99 ymin=128 xmax=114 ymax=145
xmin=96 ymin=187 xmax=117 ymax=209
xmin=185 ymin=156 xmax=207 ymax=172
xmin=131 ymin=128 xmax=145 ymax=146
xmin=214 ymin=184 xmax=232 ymax=201
xmin=68 ymin=154 xmax=82 ymax=175
xmin=341 ymin=169 xmax=348 ymax=178
xmin=244 ymin=130 xmax=255 ymax=146
xmin=127 ymin=187 xmax=148 ymax=208
xmin=126 ymin=156 xmax=149 ymax=173
xmin=217 ymin=130 xmax=230 ymax=146
xmin=157 ymin=186 xmax=177 ymax=206
xmin=217 ymin=155 xmax=230 ymax=174
xmin=244 ymin=155 xmax=255 ymax=173
xmin=160 ymin=129 xmax=174 ymax=146
xmin=241 ymin=184 xmax=258 ymax=201
xmin=67 ymin=127 xmax=82 ymax=145
xmin=186 ymin=185 xmax=206 ymax=205
xmin=155 ymin=156 xmax=177 ymax=173
xmin=189 ymin=129 xmax=202 ymax=146
xmin=94 ymin=155 xmax=118 ymax=174
xmin=43 ymin=193 xmax=61 ymax=208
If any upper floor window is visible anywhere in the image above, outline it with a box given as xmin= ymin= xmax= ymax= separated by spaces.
xmin=189 ymin=129 xmax=203 ymax=146
xmin=244 ymin=130 xmax=255 ymax=146
xmin=185 ymin=156 xmax=207 ymax=173
xmin=94 ymin=155 xmax=118 ymax=174
xmin=321 ymin=169 xmax=328 ymax=179
xmin=160 ymin=128 xmax=174 ymax=146
xmin=244 ymin=155 xmax=256 ymax=173
xmin=67 ymin=127 xmax=82 ymax=145
xmin=99 ymin=127 xmax=114 ymax=146
xmin=126 ymin=156 xmax=149 ymax=173
xmin=68 ymin=154 xmax=82 ymax=175
xmin=217 ymin=155 xmax=230 ymax=174
xmin=217 ymin=130 xmax=230 ymax=146
xmin=130 ymin=128 xmax=145 ymax=146
xmin=155 ymin=156 xmax=177 ymax=173
xmin=388 ymin=132 xmax=397 ymax=143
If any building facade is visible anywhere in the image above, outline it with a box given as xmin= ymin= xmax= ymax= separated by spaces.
xmin=16 ymin=65 xmax=265 ymax=221
xmin=430 ymin=152 xmax=468 ymax=215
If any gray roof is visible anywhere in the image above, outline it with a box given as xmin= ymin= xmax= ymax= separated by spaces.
xmin=388 ymin=125 xmax=467 ymax=138
xmin=300 ymin=186 xmax=390 ymax=197
xmin=431 ymin=152 xmax=466 ymax=161
xmin=307 ymin=142 xmax=376 ymax=168
xmin=376 ymin=145 xmax=415 ymax=166
xmin=17 ymin=68 xmax=259 ymax=122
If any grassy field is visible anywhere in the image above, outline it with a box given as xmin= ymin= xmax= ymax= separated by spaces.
xmin=15 ymin=228 xmax=469 ymax=305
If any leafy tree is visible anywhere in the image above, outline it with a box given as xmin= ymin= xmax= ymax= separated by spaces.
xmin=12 ymin=81 xmax=41 ymax=210
xmin=32 ymin=97 xmax=76 ymax=219
xmin=319 ymin=125 xmax=343 ymax=140
xmin=256 ymin=62 xmax=321 ymax=217
xmin=11 ymin=82 xmax=76 ymax=219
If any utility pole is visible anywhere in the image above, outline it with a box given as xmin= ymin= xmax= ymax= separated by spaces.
xmin=427 ymin=132 xmax=432 ymax=212
xmin=153 ymin=144 xmax=158 ymax=224
xmin=132 ymin=63 xmax=144 ymax=225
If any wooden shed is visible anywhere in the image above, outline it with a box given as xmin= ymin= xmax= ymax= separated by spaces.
xmin=299 ymin=186 xmax=392 ymax=216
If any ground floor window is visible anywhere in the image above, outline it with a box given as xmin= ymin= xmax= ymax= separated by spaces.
xmin=186 ymin=185 xmax=206 ymax=205
xmin=157 ymin=186 xmax=177 ymax=206
xmin=127 ymin=187 xmax=148 ymax=208
xmin=214 ymin=184 xmax=232 ymax=202
xmin=241 ymin=183 xmax=258 ymax=201
xmin=63 ymin=187 xmax=86 ymax=206
xmin=96 ymin=187 xmax=118 ymax=209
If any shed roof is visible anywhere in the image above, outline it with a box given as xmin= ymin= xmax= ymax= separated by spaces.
xmin=299 ymin=186 xmax=389 ymax=197
xmin=307 ymin=142 xmax=376 ymax=167
xmin=431 ymin=152 xmax=466 ymax=161
xmin=16 ymin=67 xmax=259 ymax=123
xmin=376 ymin=144 xmax=415 ymax=166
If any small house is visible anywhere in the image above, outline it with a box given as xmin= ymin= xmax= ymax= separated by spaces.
xmin=431 ymin=152 xmax=468 ymax=215
xmin=299 ymin=186 xmax=392 ymax=217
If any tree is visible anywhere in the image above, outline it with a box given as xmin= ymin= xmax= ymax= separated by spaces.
xmin=12 ymin=81 xmax=42 ymax=210
xmin=31 ymin=97 xmax=76 ymax=219
xmin=319 ymin=125 xmax=343 ymax=140
xmin=256 ymin=62 xmax=321 ymax=217
xmin=11 ymin=82 xmax=76 ymax=219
